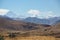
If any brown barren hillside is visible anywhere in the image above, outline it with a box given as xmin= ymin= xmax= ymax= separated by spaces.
xmin=0 ymin=17 xmax=60 ymax=40
xmin=0 ymin=17 xmax=43 ymax=31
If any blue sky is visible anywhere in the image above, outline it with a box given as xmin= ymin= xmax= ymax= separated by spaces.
xmin=0 ymin=0 xmax=60 ymax=18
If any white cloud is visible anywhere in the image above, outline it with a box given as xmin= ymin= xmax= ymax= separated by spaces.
xmin=0 ymin=9 xmax=10 ymax=15
xmin=45 ymin=11 xmax=57 ymax=18
xmin=27 ymin=10 xmax=57 ymax=18
xmin=27 ymin=9 xmax=40 ymax=17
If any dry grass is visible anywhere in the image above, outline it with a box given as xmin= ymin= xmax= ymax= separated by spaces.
xmin=4 ymin=36 xmax=56 ymax=40
xmin=56 ymin=38 xmax=60 ymax=40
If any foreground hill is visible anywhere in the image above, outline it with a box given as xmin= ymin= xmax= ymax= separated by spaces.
xmin=0 ymin=16 xmax=42 ymax=31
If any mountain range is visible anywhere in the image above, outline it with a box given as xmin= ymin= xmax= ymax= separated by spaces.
xmin=0 ymin=15 xmax=60 ymax=37
xmin=23 ymin=17 xmax=60 ymax=25
xmin=2 ymin=11 xmax=60 ymax=25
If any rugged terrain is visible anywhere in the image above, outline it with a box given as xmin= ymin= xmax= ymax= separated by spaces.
xmin=0 ymin=16 xmax=60 ymax=40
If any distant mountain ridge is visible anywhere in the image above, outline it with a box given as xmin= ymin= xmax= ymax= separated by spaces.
xmin=23 ymin=17 xmax=60 ymax=25
xmin=23 ymin=17 xmax=50 ymax=25
xmin=2 ymin=10 xmax=60 ymax=25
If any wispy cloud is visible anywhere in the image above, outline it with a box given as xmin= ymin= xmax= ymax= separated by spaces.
xmin=45 ymin=11 xmax=57 ymax=18
xmin=27 ymin=9 xmax=40 ymax=17
xmin=0 ymin=9 xmax=9 ymax=15
xmin=27 ymin=9 xmax=57 ymax=18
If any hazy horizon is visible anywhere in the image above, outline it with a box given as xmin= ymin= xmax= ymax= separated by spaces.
xmin=0 ymin=0 xmax=60 ymax=18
